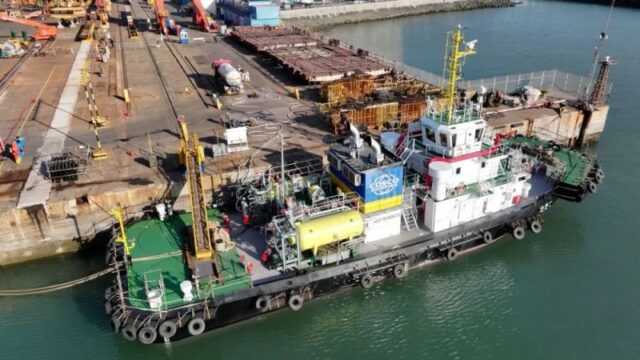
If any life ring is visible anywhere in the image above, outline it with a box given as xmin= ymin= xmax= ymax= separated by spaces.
xmin=530 ymin=220 xmax=542 ymax=234
xmin=587 ymin=181 xmax=597 ymax=194
xmin=483 ymin=231 xmax=494 ymax=244
xmin=393 ymin=263 xmax=407 ymax=279
xmin=121 ymin=325 xmax=137 ymax=342
xmin=513 ymin=226 xmax=526 ymax=240
xmin=255 ymin=295 xmax=270 ymax=313
xmin=187 ymin=317 xmax=206 ymax=336
xmin=360 ymin=274 xmax=373 ymax=289
xmin=158 ymin=320 xmax=177 ymax=339
xmin=138 ymin=326 xmax=158 ymax=345
xmin=288 ymin=294 xmax=303 ymax=311
xmin=446 ymin=248 xmax=458 ymax=261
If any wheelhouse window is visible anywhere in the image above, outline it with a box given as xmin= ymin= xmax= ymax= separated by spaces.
xmin=426 ymin=127 xmax=436 ymax=143
xmin=439 ymin=133 xmax=448 ymax=146
xmin=475 ymin=128 xmax=483 ymax=141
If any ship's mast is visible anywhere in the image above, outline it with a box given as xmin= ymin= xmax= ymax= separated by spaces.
xmin=443 ymin=25 xmax=476 ymax=123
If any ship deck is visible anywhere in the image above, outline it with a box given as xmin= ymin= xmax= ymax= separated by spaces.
xmin=124 ymin=210 xmax=251 ymax=309
xmin=507 ymin=136 xmax=590 ymax=186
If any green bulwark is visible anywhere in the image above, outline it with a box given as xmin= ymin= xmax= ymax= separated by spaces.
xmin=124 ymin=209 xmax=251 ymax=309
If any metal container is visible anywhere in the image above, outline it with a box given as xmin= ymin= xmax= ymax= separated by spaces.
xmin=294 ymin=210 xmax=364 ymax=254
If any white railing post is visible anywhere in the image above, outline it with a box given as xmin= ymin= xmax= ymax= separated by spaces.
xmin=504 ymin=75 xmax=509 ymax=93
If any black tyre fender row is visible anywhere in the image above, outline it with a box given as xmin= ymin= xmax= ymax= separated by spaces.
xmin=256 ymin=288 xmax=312 ymax=313
xmin=115 ymin=308 xmax=209 ymax=343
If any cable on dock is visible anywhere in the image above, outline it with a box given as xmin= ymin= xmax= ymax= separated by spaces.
xmin=0 ymin=267 xmax=114 ymax=297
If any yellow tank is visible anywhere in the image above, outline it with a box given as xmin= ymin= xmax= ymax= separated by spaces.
xmin=294 ymin=210 xmax=364 ymax=255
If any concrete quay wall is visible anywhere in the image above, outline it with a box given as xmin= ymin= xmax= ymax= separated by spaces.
xmin=281 ymin=0 xmax=515 ymax=29
xmin=0 ymin=167 xmax=262 ymax=266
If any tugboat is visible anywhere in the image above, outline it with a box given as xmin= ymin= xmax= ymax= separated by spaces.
xmin=104 ymin=26 xmax=603 ymax=344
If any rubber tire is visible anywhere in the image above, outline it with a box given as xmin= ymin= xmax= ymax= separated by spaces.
xmin=483 ymin=231 xmax=494 ymax=244
xmin=138 ymin=326 xmax=157 ymax=345
xmin=446 ymin=248 xmax=458 ymax=261
xmin=360 ymin=274 xmax=373 ymax=289
xmin=105 ymin=301 xmax=112 ymax=315
xmin=288 ymin=294 xmax=303 ymax=311
xmin=255 ymin=296 xmax=270 ymax=313
xmin=111 ymin=316 xmax=121 ymax=333
xmin=158 ymin=320 xmax=177 ymax=339
xmin=513 ymin=226 xmax=526 ymax=240
xmin=530 ymin=220 xmax=542 ymax=234
xmin=594 ymin=172 xmax=604 ymax=184
xmin=588 ymin=181 xmax=598 ymax=194
xmin=596 ymin=168 xmax=604 ymax=179
xmin=393 ymin=264 xmax=407 ymax=279
xmin=121 ymin=325 xmax=137 ymax=342
xmin=105 ymin=287 xmax=112 ymax=300
xmin=187 ymin=318 xmax=206 ymax=337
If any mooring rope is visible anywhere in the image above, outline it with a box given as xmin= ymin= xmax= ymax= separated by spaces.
xmin=0 ymin=268 xmax=114 ymax=297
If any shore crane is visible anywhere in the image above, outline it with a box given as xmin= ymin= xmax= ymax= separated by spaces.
xmin=154 ymin=0 xmax=215 ymax=35
xmin=154 ymin=0 xmax=169 ymax=35
xmin=177 ymin=116 xmax=214 ymax=264
xmin=0 ymin=13 xmax=58 ymax=40
xmin=190 ymin=0 xmax=216 ymax=32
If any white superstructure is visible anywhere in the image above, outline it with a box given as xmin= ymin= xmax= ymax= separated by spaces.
xmin=401 ymin=107 xmax=533 ymax=233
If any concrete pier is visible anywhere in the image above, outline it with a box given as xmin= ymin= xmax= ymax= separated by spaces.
xmin=281 ymin=0 xmax=515 ymax=29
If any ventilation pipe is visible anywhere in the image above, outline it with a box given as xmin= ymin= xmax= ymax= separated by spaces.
xmin=369 ymin=137 xmax=384 ymax=165
xmin=349 ymin=123 xmax=363 ymax=159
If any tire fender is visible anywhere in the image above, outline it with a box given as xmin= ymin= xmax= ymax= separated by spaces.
xmin=288 ymin=294 xmax=303 ymax=311
xmin=138 ymin=326 xmax=157 ymax=345
xmin=158 ymin=320 xmax=177 ymax=339
xmin=360 ymin=274 xmax=373 ymax=289
xmin=187 ymin=317 xmax=206 ymax=337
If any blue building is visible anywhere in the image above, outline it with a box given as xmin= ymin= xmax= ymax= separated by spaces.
xmin=219 ymin=0 xmax=280 ymax=26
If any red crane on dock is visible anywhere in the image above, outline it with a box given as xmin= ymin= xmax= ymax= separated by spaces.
xmin=191 ymin=0 xmax=216 ymax=32
xmin=155 ymin=0 xmax=169 ymax=35
xmin=0 ymin=13 xmax=58 ymax=40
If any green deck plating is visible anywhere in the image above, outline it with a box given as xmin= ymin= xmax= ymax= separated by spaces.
xmin=506 ymin=136 xmax=591 ymax=186
xmin=125 ymin=209 xmax=251 ymax=309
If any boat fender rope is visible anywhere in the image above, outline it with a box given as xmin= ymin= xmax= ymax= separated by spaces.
xmin=0 ymin=268 xmax=114 ymax=296
xmin=188 ymin=317 xmax=206 ymax=336
xmin=288 ymin=294 xmax=303 ymax=311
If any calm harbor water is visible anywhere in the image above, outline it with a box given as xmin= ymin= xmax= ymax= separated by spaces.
xmin=2 ymin=1 xmax=639 ymax=358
